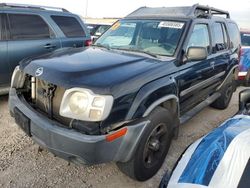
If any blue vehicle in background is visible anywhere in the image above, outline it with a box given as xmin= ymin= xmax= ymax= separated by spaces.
xmin=0 ymin=3 xmax=91 ymax=95
xmin=238 ymin=30 xmax=250 ymax=84
xmin=160 ymin=89 xmax=250 ymax=188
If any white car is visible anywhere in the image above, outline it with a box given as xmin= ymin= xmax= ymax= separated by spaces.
xmin=160 ymin=89 xmax=250 ymax=188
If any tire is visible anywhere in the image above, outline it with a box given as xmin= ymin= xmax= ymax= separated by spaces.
xmin=117 ymin=107 xmax=173 ymax=181
xmin=210 ymin=82 xmax=234 ymax=109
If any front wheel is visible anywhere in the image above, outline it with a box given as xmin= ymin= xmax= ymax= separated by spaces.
xmin=210 ymin=82 xmax=234 ymax=109
xmin=117 ymin=107 xmax=173 ymax=181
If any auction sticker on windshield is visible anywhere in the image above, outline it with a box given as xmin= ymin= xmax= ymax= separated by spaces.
xmin=158 ymin=21 xmax=184 ymax=29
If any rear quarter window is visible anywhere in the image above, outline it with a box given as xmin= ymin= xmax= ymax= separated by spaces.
xmin=51 ymin=15 xmax=86 ymax=37
xmin=227 ymin=22 xmax=240 ymax=49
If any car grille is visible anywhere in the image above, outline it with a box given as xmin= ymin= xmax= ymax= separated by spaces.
xmin=33 ymin=78 xmax=71 ymax=125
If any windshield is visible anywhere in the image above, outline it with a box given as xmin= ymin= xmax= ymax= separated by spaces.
xmin=241 ymin=32 xmax=250 ymax=46
xmin=95 ymin=20 xmax=185 ymax=57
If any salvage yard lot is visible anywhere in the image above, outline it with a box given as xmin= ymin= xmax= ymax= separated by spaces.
xmin=0 ymin=88 xmax=242 ymax=188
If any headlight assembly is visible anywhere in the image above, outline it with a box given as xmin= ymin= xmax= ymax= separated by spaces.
xmin=60 ymin=88 xmax=113 ymax=122
xmin=69 ymin=92 xmax=89 ymax=115
xmin=11 ymin=66 xmax=26 ymax=89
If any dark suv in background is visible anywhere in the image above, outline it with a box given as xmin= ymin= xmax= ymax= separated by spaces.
xmin=9 ymin=4 xmax=241 ymax=181
xmin=0 ymin=3 xmax=91 ymax=94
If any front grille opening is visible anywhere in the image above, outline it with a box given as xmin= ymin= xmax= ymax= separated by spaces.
xmin=20 ymin=76 xmax=101 ymax=135
xmin=21 ymin=76 xmax=71 ymax=126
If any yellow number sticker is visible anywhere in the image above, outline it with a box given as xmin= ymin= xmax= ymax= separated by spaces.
xmin=111 ymin=22 xmax=121 ymax=30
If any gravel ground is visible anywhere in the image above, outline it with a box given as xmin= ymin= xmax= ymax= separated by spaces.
xmin=0 ymin=88 xmax=243 ymax=188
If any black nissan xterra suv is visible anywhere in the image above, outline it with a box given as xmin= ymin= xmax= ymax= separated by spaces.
xmin=9 ymin=4 xmax=241 ymax=181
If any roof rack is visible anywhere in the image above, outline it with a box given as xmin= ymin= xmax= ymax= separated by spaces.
xmin=0 ymin=3 xmax=69 ymax=12
xmin=191 ymin=4 xmax=230 ymax=18
xmin=125 ymin=4 xmax=230 ymax=19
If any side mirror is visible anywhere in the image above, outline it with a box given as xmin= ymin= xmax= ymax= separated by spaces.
xmin=184 ymin=47 xmax=208 ymax=62
xmin=239 ymin=89 xmax=250 ymax=112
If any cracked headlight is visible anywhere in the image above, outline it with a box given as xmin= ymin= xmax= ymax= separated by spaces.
xmin=60 ymin=88 xmax=113 ymax=122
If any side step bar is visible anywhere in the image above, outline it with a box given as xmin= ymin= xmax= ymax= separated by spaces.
xmin=0 ymin=87 xmax=10 ymax=95
xmin=180 ymin=92 xmax=221 ymax=124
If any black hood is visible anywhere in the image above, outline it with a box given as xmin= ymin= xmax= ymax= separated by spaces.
xmin=20 ymin=47 xmax=176 ymax=97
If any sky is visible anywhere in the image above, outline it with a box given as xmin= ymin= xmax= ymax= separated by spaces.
xmin=4 ymin=0 xmax=250 ymax=28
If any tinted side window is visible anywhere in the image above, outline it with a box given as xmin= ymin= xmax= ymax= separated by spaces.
xmin=0 ymin=14 xmax=2 ymax=40
xmin=187 ymin=24 xmax=210 ymax=53
xmin=228 ymin=23 xmax=240 ymax=49
xmin=0 ymin=13 xmax=6 ymax=40
xmin=51 ymin=16 xmax=85 ymax=37
xmin=212 ymin=22 xmax=227 ymax=51
xmin=8 ymin=14 xmax=51 ymax=40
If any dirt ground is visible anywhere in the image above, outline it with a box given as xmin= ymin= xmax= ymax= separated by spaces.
xmin=0 ymin=88 xmax=243 ymax=188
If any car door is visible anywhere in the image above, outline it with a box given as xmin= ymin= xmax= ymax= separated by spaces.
xmin=7 ymin=13 xmax=61 ymax=74
xmin=50 ymin=15 xmax=90 ymax=47
xmin=177 ymin=22 xmax=217 ymax=114
xmin=209 ymin=22 xmax=230 ymax=80
xmin=0 ymin=13 xmax=9 ymax=86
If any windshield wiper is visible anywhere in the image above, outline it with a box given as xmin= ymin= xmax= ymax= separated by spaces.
xmin=93 ymin=45 xmax=158 ymax=58
xmin=116 ymin=48 xmax=158 ymax=58
xmin=93 ymin=43 xmax=111 ymax=50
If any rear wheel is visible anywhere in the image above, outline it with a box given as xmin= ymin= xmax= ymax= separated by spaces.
xmin=210 ymin=82 xmax=234 ymax=109
xmin=117 ymin=107 xmax=173 ymax=181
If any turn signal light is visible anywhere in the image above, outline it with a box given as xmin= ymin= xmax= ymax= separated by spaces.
xmin=106 ymin=127 xmax=128 ymax=142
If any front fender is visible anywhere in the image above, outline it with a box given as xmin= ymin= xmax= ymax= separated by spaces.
xmin=125 ymin=75 xmax=179 ymax=120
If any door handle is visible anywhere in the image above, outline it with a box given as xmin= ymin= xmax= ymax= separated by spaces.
xmin=44 ymin=44 xmax=56 ymax=49
xmin=210 ymin=61 xmax=215 ymax=69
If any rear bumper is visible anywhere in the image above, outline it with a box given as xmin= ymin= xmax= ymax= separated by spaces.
xmin=9 ymin=88 xmax=149 ymax=165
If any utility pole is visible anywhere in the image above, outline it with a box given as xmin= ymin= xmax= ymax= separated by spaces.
xmin=85 ymin=0 xmax=88 ymax=17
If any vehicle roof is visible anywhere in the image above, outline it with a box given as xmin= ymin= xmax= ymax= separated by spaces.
xmin=241 ymin=29 xmax=250 ymax=34
xmin=125 ymin=4 xmax=231 ymax=20
xmin=125 ymin=6 xmax=194 ymax=19
xmin=0 ymin=3 xmax=73 ymax=16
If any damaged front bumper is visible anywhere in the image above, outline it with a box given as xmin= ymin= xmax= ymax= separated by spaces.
xmin=9 ymin=88 xmax=149 ymax=165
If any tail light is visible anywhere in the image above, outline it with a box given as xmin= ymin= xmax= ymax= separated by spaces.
xmin=238 ymin=72 xmax=248 ymax=80
xmin=84 ymin=39 xmax=92 ymax=46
